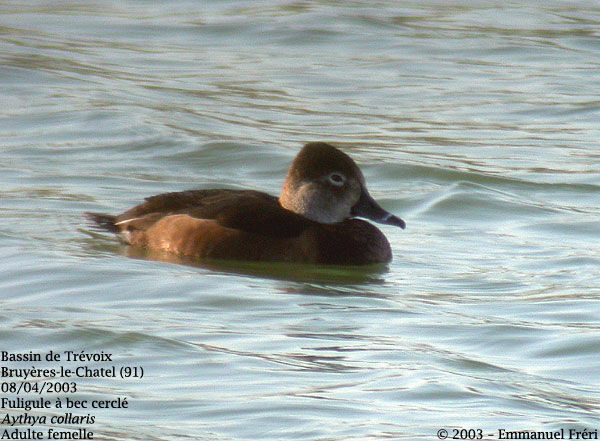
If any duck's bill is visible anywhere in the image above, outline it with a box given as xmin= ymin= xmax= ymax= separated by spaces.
xmin=351 ymin=190 xmax=406 ymax=229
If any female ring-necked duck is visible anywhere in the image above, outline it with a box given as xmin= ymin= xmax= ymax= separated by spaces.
xmin=86 ymin=142 xmax=405 ymax=265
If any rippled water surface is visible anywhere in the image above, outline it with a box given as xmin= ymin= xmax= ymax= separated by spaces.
xmin=1 ymin=1 xmax=599 ymax=440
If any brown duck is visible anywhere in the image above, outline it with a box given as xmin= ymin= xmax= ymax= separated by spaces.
xmin=86 ymin=142 xmax=405 ymax=265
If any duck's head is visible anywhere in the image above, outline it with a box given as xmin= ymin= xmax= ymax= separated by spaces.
xmin=279 ymin=142 xmax=406 ymax=228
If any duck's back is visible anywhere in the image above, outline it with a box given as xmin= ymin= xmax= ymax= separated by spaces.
xmin=117 ymin=189 xmax=312 ymax=236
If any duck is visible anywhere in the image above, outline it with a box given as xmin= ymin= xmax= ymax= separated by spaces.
xmin=86 ymin=142 xmax=405 ymax=265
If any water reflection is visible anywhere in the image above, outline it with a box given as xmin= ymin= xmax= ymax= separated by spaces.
xmin=119 ymin=243 xmax=390 ymax=287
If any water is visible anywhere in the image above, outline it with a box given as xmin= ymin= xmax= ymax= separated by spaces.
xmin=1 ymin=1 xmax=599 ymax=440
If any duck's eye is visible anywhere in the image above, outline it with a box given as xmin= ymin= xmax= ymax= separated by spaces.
xmin=327 ymin=172 xmax=346 ymax=186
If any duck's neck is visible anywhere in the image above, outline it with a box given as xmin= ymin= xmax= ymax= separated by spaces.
xmin=279 ymin=181 xmax=346 ymax=224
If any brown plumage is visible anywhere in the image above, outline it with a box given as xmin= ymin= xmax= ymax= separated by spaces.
xmin=86 ymin=142 xmax=405 ymax=265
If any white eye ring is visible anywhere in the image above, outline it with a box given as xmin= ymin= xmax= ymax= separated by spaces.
xmin=327 ymin=172 xmax=346 ymax=187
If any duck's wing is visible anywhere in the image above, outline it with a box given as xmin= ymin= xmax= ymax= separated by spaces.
xmin=115 ymin=190 xmax=265 ymax=220
xmin=112 ymin=189 xmax=312 ymax=238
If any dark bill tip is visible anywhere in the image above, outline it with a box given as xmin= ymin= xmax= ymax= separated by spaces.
xmin=378 ymin=212 xmax=406 ymax=229
xmin=351 ymin=189 xmax=406 ymax=229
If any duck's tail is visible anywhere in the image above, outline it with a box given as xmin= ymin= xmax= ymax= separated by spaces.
xmin=84 ymin=212 xmax=118 ymax=233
